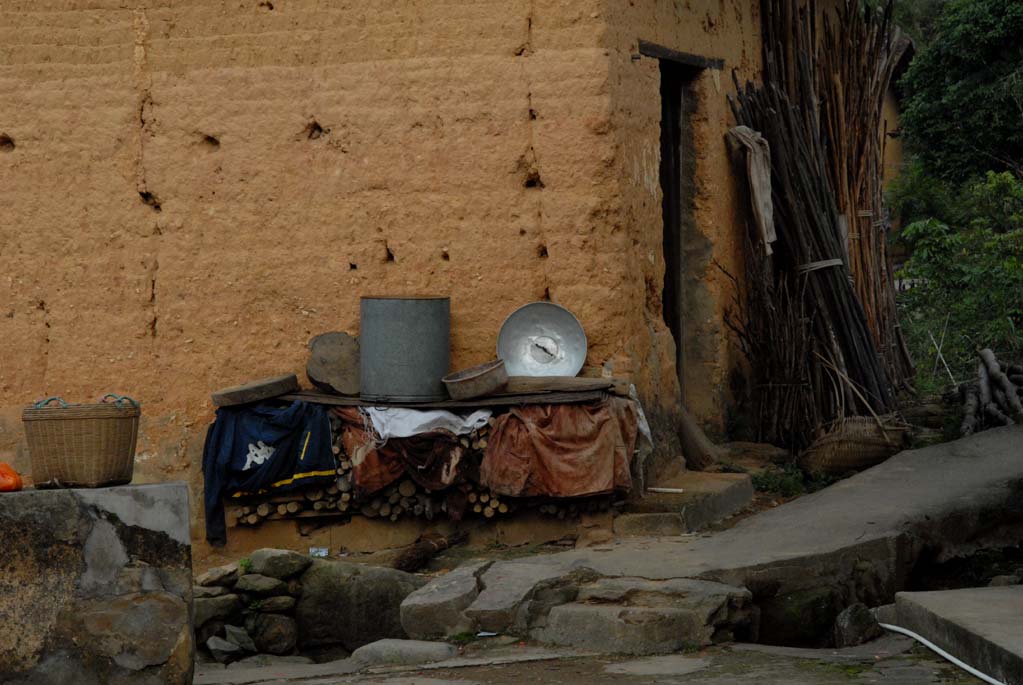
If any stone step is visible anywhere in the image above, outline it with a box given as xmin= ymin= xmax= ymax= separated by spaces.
xmin=401 ymin=564 xmax=758 ymax=655
xmin=893 ymin=587 xmax=1023 ymax=685
xmin=531 ymin=604 xmax=705 ymax=655
xmin=619 ymin=472 xmax=753 ymax=533
xmin=529 ymin=577 xmax=757 ymax=655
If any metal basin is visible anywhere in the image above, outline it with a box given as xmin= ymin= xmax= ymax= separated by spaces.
xmin=496 ymin=302 xmax=587 ymax=377
xmin=442 ymin=359 xmax=508 ymax=400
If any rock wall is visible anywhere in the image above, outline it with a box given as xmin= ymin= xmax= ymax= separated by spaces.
xmin=0 ymin=483 xmax=193 ymax=684
xmin=0 ymin=1 xmax=764 ymax=563
xmin=194 ymin=549 xmax=426 ymax=665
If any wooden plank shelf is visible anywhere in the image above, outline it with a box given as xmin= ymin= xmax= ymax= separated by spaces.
xmin=282 ymin=388 xmax=609 ymax=408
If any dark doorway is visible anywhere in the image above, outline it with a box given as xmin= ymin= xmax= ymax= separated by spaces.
xmin=658 ymin=60 xmax=699 ymax=394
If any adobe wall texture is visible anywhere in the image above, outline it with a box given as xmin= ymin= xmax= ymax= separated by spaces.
xmin=601 ymin=0 xmax=762 ymax=446
xmin=0 ymin=0 xmax=760 ymax=567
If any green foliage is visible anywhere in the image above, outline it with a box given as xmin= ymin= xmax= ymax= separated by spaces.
xmin=751 ymin=464 xmax=837 ymax=498
xmin=716 ymin=461 xmax=750 ymax=475
xmin=960 ymin=170 xmax=1023 ymax=234
xmin=239 ymin=557 xmax=252 ymax=574
xmin=447 ymin=632 xmax=480 ymax=645
xmin=678 ymin=640 xmax=702 ymax=654
xmin=752 ymin=465 xmax=805 ymax=498
xmin=896 ymin=172 xmax=1023 ymax=382
xmin=892 ymin=0 xmax=948 ymax=46
xmin=899 ymin=0 xmax=1023 ymax=182
xmin=889 ymin=164 xmax=1023 ymax=230
xmin=886 ymin=159 xmax=957 ymax=226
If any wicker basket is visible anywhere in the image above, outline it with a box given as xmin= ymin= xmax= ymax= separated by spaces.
xmin=798 ymin=415 xmax=910 ymax=476
xmin=22 ymin=395 xmax=140 ymax=488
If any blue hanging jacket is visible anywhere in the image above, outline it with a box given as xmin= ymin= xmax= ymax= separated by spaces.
xmin=202 ymin=400 xmax=334 ymax=544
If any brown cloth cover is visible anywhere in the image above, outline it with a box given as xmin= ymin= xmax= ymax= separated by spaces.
xmin=333 ymin=408 xmax=472 ymax=508
xmin=480 ymin=398 xmax=639 ymax=498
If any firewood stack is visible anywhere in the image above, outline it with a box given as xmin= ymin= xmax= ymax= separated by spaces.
xmin=359 ymin=479 xmax=443 ymax=521
xmin=458 ymin=418 xmax=492 ymax=458
xmin=466 ymin=485 xmax=512 ymax=518
xmin=961 ymin=348 xmax=1023 ymax=436
xmin=226 ymin=412 xmax=620 ymax=530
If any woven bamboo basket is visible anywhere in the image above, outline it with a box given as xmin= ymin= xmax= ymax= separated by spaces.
xmin=22 ymin=395 xmax=140 ymax=488
xmin=798 ymin=415 xmax=910 ymax=476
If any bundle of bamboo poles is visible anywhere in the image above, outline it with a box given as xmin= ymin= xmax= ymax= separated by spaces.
xmin=815 ymin=0 xmax=915 ymax=391
xmin=723 ymin=239 xmax=821 ymax=448
xmin=727 ymin=0 xmax=902 ymax=445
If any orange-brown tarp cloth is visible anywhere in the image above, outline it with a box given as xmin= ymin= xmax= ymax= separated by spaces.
xmin=480 ymin=398 xmax=639 ymax=498
xmin=333 ymin=407 xmax=473 ymax=496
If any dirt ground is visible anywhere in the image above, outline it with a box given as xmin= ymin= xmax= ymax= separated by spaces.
xmin=350 ymin=648 xmax=979 ymax=685
xmin=198 ymin=638 xmax=983 ymax=685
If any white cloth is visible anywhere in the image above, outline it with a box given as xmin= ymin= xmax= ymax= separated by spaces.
xmin=727 ymin=125 xmax=776 ymax=255
xmin=628 ymin=384 xmax=655 ymax=492
xmin=361 ymin=407 xmax=492 ymax=440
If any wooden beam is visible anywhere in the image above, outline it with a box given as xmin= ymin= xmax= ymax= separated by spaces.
xmin=281 ymin=389 xmax=609 ymax=408
xmin=637 ymin=40 xmax=724 ymax=70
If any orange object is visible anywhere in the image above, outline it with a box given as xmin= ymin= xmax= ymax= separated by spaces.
xmin=0 ymin=463 xmax=22 ymax=492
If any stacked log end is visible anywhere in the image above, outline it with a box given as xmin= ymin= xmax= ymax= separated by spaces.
xmin=466 ymin=484 xmax=513 ymax=519
xmin=459 ymin=420 xmax=492 ymax=457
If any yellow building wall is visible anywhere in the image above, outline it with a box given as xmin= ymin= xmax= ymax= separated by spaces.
xmin=0 ymin=0 xmax=769 ymax=567
xmin=600 ymin=0 xmax=762 ymax=443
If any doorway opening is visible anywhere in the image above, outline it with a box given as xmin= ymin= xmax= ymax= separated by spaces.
xmin=658 ymin=59 xmax=699 ymax=395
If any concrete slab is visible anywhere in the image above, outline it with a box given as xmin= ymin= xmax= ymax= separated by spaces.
xmin=558 ymin=426 xmax=1023 ymax=584
xmin=894 ymin=586 xmax=1023 ymax=684
xmin=625 ymin=472 xmax=754 ymax=531
xmin=603 ymin=655 xmax=711 ymax=676
xmin=612 ymin=513 xmax=686 ymax=536
xmin=402 ymin=426 xmax=1023 ymax=649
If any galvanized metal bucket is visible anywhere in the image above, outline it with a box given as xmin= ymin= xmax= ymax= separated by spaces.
xmin=359 ymin=296 xmax=451 ymax=402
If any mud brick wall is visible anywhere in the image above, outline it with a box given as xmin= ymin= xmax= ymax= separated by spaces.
xmin=0 ymin=0 xmax=769 ymax=566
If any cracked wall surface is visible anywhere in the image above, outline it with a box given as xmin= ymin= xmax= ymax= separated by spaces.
xmin=600 ymin=0 xmax=764 ymax=466
xmin=0 ymin=0 xmax=764 ymax=566
xmin=0 ymin=483 xmax=193 ymax=683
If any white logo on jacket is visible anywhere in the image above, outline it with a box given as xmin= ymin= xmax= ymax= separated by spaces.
xmin=244 ymin=441 xmax=276 ymax=470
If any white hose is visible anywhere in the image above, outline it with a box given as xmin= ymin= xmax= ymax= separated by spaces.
xmin=878 ymin=622 xmax=1006 ymax=685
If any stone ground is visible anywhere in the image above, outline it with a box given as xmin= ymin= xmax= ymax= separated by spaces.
xmin=397 ymin=426 xmax=1023 ymax=648
xmin=196 ymin=427 xmax=1023 ymax=682
xmin=196 ymin=637 xmax=983 ymax=684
